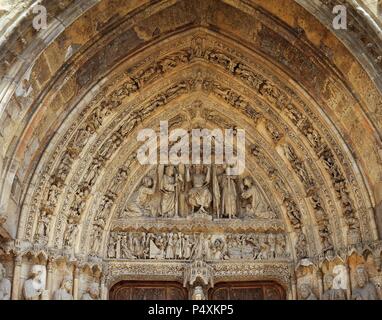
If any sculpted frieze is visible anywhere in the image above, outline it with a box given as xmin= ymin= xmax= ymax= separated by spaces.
xmin=106 ymin=231 xmax=290 ymax=262
xmin=111 ymin=216 xmax=284 ymax=233
xmin=211 ymin=262 xmax=291 ymax=287
xmin=106 ymin=261 xmax=185 ymax=285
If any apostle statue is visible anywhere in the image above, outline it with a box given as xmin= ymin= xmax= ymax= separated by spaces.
xmin=299 ymin=283 xmax=318 ymax=300
xmin=322 ymin=273 xmax=346 ymax=300
xmin=351 ymin=265 xmax=379 ymax=300
xmin=23 ymin=265 xmax=47 ymax=300
xmin=81 ymin=282 xmax=100 ymax=300
xmin=53 ymin=275 xmax=73 ymax=300
xmin=0 ymin=263 xmax=11 ymax=300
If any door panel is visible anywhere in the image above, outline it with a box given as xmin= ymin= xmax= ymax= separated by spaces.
xmin=209 ymin=281 xmax=285 ymax=300
xmin=109 ymin=281 xmax=188 ymax=300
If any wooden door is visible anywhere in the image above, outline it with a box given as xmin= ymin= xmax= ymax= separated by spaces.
xmin=209 ymin=281 xmax=286 ymax=300
xmin=109 ymin=281 xmax=188 ymax=300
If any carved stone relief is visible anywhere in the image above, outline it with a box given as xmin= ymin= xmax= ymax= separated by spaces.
xmin=120 ymin=165 xmax=275 ymax=222
xmin=106 ymin=231 xmax=289 ymax=262
xmin=23 ymin=265 xmax=47 ymax=300
xmin=8 ymin=15 xmax=379 ymax=301
xmin=0 ymin=263 xmax=11 ymax=300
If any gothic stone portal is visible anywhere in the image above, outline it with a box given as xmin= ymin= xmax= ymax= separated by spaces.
xmin=1 ymin=0 xmax=381 ymax=302
xmin=109 ymin=281 xmax=286 ymax=300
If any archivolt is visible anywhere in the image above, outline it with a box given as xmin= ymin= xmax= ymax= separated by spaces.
xmin=0 ymin=0 xmax=379 ymax=274
xmin=16 ymin=29 xmax=378 ymax=266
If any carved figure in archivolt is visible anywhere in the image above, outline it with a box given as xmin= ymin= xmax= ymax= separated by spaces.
xmin=84 ymin=156 xmax=104 ymax=186
xmin=69 ymin=123 xmax=95 ymax=154
xmin=283 ymin=144 xmax=314 ymax=194
xmin=295 ymin=232 xmax=308 ymax=260
xmin=90 ymin=219 xmax=105 ymax=255
xmin=63 ymin=217 xmax=79 ymax=249
xmin=35 ymin=212 xmax=51 ymax=243
xmin=41 ymin=178 xmax=61 ymax=214
xmin=69 ymin=184 xmax=91 ymax=219
xmin=109 ymin=168 xmax=128 ymax=195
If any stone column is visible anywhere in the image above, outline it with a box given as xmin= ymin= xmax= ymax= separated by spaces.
xmin=100 ymin=273 xmax=108 ymax=300
xmin=73 ymin=265 xmax=80 ymax=300
xmin=290 ymin=271 xmax=298 ymax=300
xmin=317 ymin=269 xmax=323 ymax=299
xmin=11 ymin=254 xmax=22 ymax=300
xmin=45 ymin=257 xmax=55 ymax=300
xmin=374 ymin=181 xmax=382 ymax=239
xmin=346 ymin=264 xmax=352 ymax=300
